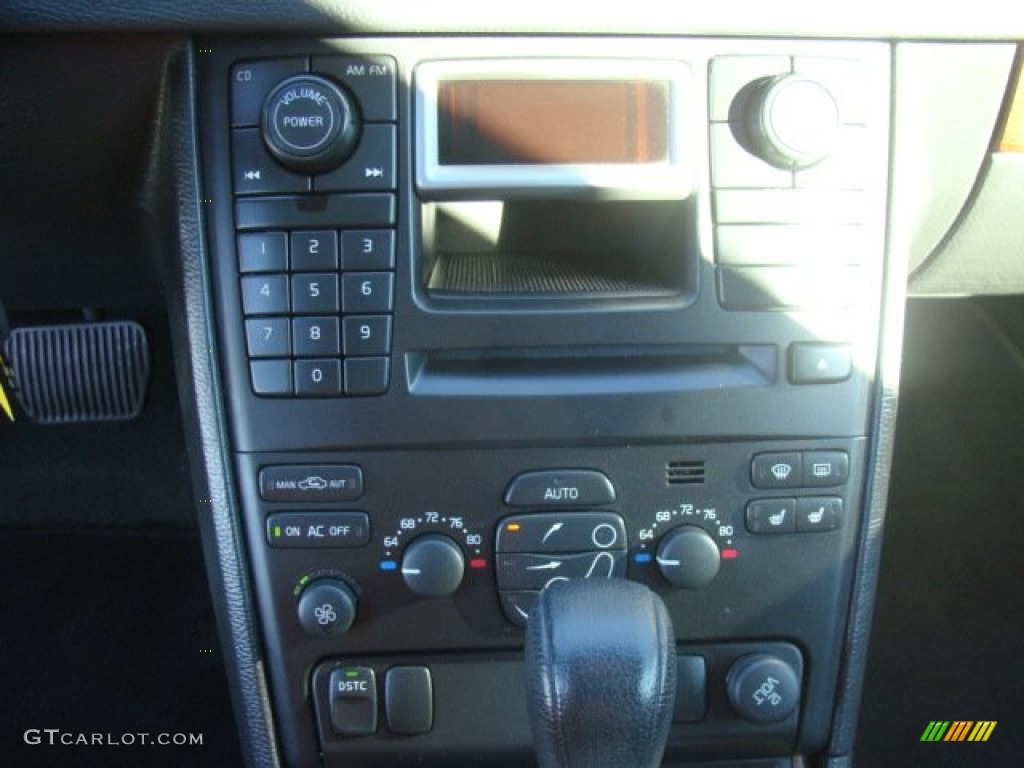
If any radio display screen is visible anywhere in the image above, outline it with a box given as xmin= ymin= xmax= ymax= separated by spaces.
xmin=437 ymin=80 xmax=669 ymax=166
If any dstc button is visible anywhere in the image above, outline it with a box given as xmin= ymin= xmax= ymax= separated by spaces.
xmin=329 ymin=667 xmax=378 ymax=736
xmin=504 ymin=469 xmax=616 ymax=508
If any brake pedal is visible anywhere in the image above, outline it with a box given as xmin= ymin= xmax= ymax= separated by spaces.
xmin=3 ymin=321 xmax=150 ymax=424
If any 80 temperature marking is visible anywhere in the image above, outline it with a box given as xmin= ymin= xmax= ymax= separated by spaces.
xmin=638 ymin=503 xmax=734 ymax=547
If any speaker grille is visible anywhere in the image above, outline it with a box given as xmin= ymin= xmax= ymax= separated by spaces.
xmin=666 ymin=460 xmax=706 ymax=485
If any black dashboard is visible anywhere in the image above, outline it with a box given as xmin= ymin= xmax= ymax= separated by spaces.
xmin=2 ymin=4 xmax=1023 ymax=768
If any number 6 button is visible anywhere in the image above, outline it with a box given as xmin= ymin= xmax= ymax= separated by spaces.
xmin=342 ymin=273 xmax=394 ymax=313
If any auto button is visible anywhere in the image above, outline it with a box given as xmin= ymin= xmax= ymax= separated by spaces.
xmin=504 ymin=469 xmax=616 ymax=508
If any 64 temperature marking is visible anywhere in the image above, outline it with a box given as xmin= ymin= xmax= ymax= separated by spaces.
xmin=638 ymin=503 xmax=735 ymax=548
xmin=383 ymin=512 xmax=483 ymax=558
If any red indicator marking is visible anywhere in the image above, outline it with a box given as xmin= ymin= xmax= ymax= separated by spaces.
xmin=470 ymin=558 xmax=488 ymax=569
xmin=722 ymin=549 xmax=739 ymax=560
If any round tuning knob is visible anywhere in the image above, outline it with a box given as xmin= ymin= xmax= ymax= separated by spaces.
xmin=262 ymin=74 xmax=361 ymax=173
xmin=656 ymin=526 xmax=721 ymax=589
xmin=401 ymin=534 xmax=465 ymax=598
xmin=296 ymin=578 xmax=358 ymax=637
xmin=744 ymin=74 xmax=840 ymax=169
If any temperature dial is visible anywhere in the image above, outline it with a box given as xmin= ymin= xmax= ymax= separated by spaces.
xmin=744 ymin=74 xmax=841 ymax=169
xmin=656 ymin=526 xmax=721 ymax=589
xmin=401 ymin=534 xmax=465 ymax=598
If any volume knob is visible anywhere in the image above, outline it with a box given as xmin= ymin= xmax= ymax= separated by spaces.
xmin=745 ymin=74 xmax=840 ymax=169
xmin=262 ymin=74 xmax=361 ymax=173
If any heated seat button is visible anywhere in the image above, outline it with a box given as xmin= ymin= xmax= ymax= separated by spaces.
xmin=496 ymin=513 xmax=626 ymax=554
xmin=385 ymin=667 xmax=434 ymax=735
xmin=504 ymin=469 xmax=616 ymax=508
xmin=746 ymin=498 xmax=797 ymax=534
xmin=796 ymin=497 xmax=843 ymax=532
xmin=751 ymin=452 xmax=802 ymax=489
xmin=259 ymin=464 xmax=364 ymax=502
xmin=329 ymin=667 xmax=377 ymax=736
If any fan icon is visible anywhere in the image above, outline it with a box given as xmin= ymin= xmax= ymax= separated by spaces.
xmin=314 ymin=603 xmax=338 ymax=626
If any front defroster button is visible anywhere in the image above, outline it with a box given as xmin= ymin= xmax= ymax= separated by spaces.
xmin=751 ymin=452 xmax=802 ymax=489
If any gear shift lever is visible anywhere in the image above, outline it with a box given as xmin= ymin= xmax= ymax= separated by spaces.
xmin=524 ymin=578 xmax=676 ymax=768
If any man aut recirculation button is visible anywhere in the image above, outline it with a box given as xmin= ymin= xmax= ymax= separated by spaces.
xmin=262 ymin=74 xmax=361 ymax=173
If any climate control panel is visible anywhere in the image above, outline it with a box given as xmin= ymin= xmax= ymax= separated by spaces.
xmin=235 ymin=438 xmax=865 ymax=764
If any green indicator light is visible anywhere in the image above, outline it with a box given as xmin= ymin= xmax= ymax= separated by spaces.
xmin=274 ymin=526 xmax=282 ymax=538
xmin=299 ymin=575 xmax=310 ymax=586
xmin=345 ymin=670 xmax=359 ymax=678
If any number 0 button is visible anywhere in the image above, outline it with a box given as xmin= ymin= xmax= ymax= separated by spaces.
xmin=343 ymin=273 xmax=394 ymax=313
xmin=295 ymin=360 xmax=343 ymax=396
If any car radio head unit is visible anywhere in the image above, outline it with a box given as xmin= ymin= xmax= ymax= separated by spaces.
xmin=415 ymin=59 xmax=693 ymax=199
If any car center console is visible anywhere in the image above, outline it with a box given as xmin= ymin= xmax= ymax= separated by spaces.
xmin=198 ymin=36 xmax=890 ymax=768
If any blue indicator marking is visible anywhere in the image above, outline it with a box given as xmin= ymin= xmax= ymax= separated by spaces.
xmin=634 ymin=553 xmax=653 ymax=564
xmin=379 ymin=560 xmax=398 ymax=572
